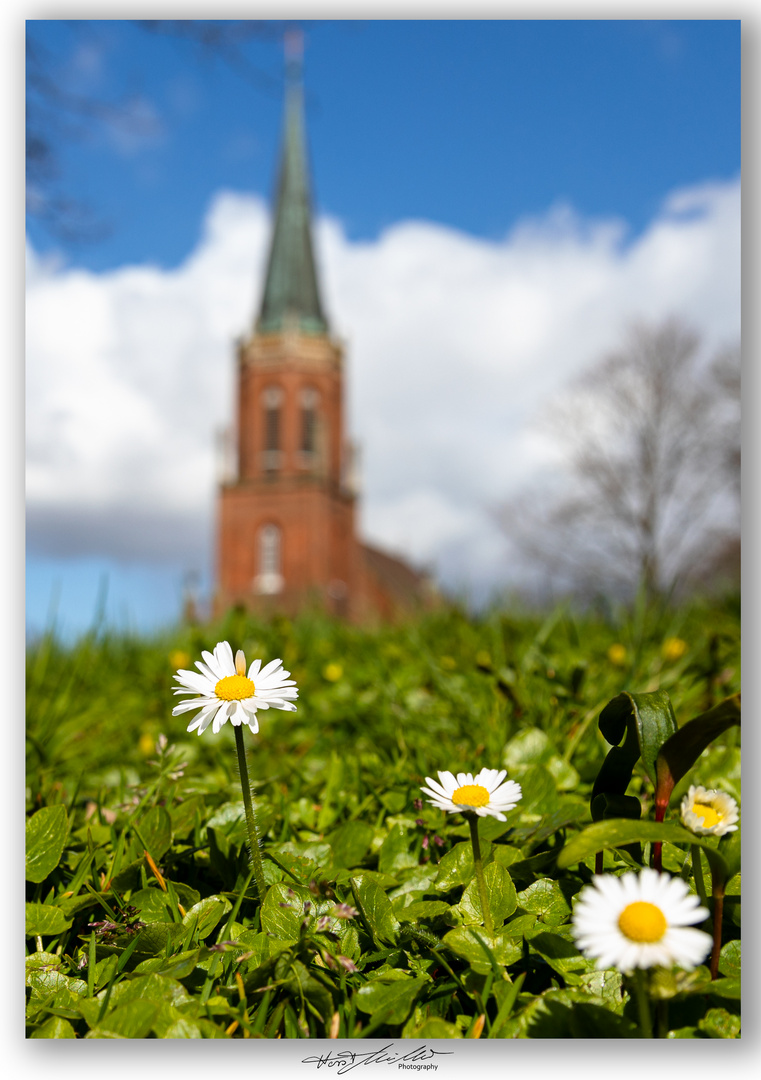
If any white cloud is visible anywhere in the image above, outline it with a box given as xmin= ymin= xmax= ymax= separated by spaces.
xmin=25 ymin=177 xmax=740 ymax=597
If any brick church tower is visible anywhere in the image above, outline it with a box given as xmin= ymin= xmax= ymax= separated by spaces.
xmin=215 ymin=47 xmax=431 ymax=620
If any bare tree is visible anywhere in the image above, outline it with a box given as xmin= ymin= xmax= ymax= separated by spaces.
xmin=500 ymin=318 xmax=740 ymax=603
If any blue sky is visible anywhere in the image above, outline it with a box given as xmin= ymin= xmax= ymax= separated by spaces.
xmin=25 ymin=17 xmax=742 ymax=639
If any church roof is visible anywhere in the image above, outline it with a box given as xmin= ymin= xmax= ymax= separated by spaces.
xmin=256 ymin=62 xmax=328 ymax=336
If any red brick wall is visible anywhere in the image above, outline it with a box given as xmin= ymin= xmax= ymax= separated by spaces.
xmin=216 ymin=328 xmax=368 ymax=618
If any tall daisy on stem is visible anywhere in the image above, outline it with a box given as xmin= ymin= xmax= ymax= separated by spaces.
xmin=421 ymin=768 xmax=522 ymax=935
xmin=172 ymin=641 xmax=298 ymax=904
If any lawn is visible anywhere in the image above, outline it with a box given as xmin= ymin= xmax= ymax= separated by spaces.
xmin=25 ymin=597 xmax=741 ymax=1039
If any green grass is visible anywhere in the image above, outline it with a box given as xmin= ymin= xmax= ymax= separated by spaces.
xmin=25 ymin=597 xmax=741 ymax=1039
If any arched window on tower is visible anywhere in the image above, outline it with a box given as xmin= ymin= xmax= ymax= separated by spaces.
xmin=253 ymin=523 xmax=283 ymax=595
xmin=299 ymin=386 xmax=320 ymax=469
xmin=261 ymin=386 xmax=284 ymax=473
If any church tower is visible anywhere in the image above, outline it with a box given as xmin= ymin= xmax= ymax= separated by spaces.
xmin=216 ymin=42 xmax=362 ymax=618
xmin=215 ymin=39 xmax=433 ymax=621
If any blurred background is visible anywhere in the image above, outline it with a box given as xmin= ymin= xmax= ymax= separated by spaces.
xmin=25 ymin=18 xmax=741 ymax=640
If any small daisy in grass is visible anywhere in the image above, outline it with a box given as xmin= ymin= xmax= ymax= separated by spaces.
xmin=171 ymin=641 xmax=298 ymax=906
xmin=420 ymin=767 xmax=522 ymax=937
xmin=421 ymin=768 xmax=522 ymax=821
xmin=172 ymin=640 xmax=297 ymax=736
xmin=680 ymin=785 xmax=739 ymax=837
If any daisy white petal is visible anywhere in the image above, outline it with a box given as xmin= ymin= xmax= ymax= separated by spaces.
xmin=421 ymin=764 xmax=522 ymax=820
xmin=680 ymin=785 xmax=739 ymax=837
xmin=170 ymin=641 xmax=298 ymax=738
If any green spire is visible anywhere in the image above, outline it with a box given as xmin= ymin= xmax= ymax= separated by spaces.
xmin=256 ymin=55 xmax=328 ymax=336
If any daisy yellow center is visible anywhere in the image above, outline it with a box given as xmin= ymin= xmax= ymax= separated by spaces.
xmin=692 ymin=802 xmax=721 ymax=828
xmin=618 ymin=901 xmax=667 ymax=943
xmin=452 ymin=784 xmax=490 ymax=808
xmin=215 ymin=674 xmax=256 ymax=701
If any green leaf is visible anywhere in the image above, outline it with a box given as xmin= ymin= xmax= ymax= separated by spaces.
xmin=409 ymin=1017 xmax=462 ymax=1038
xmin=698 ymin=1007 xmax=741 ymax=1039
xmin=377 ymin=823 xmax=418 ymax=874
xmin=519 ymin=765 xmax=559 ymax=816
xmin=718 ymin=939 xmax=740 ymax=979
xmin=136 ymin=805 xmax=172 ymax=861
xmin=350 ymin=876 xmax=399 ymax=946
xmin=181 ymin=895 xmax=231 ymax=940
xmin=25 ymin=902 xmax=72 ymax=937
xmin=459 ymin=862 xmax=517 ymax=927
xmin=88 ymin=999 xmax=157 ymax=1039
xmin=591 ymin=691 xmax=678 ymax=821
xmin=26 ymin=805 xmax=68 ymax=883
xmin=527 ymin=930 xmax=595 ymax=984
xmin=30 ymin=1016 xmax=77 ymax=1039
xmin=354 ymin=974 xmax=427 ymax=1024
xmin=655 ymin=694 xmax=740 ymax=810
xmin=395 ymin=900 xmax=450 ymax=923
xmin=260 ymin=882 xmax=310 ymax=943
xmin=719 ymin=825 xmax=741 ymax=883
xmin=326 ymin=820 xmax=374 ymax=869
xmin=556 ymin=818 xmax=730 ymax=881
xmin=441 ymin=926 xmax=522 ymax=972
xmin=516 ymin=879 xmax=571 ymax=926
xmin=434 ymin=839 xmax=492 ymax=891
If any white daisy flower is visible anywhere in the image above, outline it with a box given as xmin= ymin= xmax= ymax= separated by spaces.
xmin=680 ymin=784 xmax=739 ymax=837
xmin=571 ymin=868 xmax=712 ymax=973
xmin=172 ymin=641 xmax=298 ymax=737
xmin=421 ymin=768 xmax=522 ymax=821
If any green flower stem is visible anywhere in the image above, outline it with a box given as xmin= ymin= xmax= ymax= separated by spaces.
xmin=233 ymin=724 xmax=267 ymax=905
xmin=468 ymin=814 xmax=493 ymax=936
xmin=632 ymin=968 xmax=654 ymax=1039
xmin=691 ymin=845 xmax=708 ymax=907
xmin=709 ymin=881 xmax=725 ymax=980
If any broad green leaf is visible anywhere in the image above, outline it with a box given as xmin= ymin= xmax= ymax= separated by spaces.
xmin=698 ymin=1007 xmax=741 ymax=1039
xmin=89 ymin=999 xmax=157 ymax=1039
xmin=459 ymin=862 xmax=517 ymax=926
xmin=527 ymin=930 xmax=595 ymax=984
xmin=137 ymin=805 xmax=172 ymax=861
xmin=434 ymin=840 xmax=492 ymax=891
xmin=350 ymin=876 xmax=399 ymax=946
xmin=169 ymin=795 xmax=203 ymax=839
xmin=260 ymin=882 xmax=310 ymax=942
xmin=409 ymin=1017 xmax=462 ymax=1038
xmin=326 ymin=820 xmax=374 ymax=869
xmin=129 ymin=887 xmax=172 ymax=922
xmin=354 ymin=974 xmax=427 ymax=1024
xmin=395 ymin=900 xmax=450 ymax=923
xmin=516 ymin=879 xmax=571 ymax=926
xmin=30 ymin=1016 xmax=77 ymax=1038
xmin=25 ymin=902 xmax=72 ymax=937
xmin=109 ymin=973 xmax=194 ymax=1009
xmin=655 ymin=695 xmax=741 ymax=810
xmin=26 ymin=805 xmax=68 ymax=883
xmin=181 ymin=895 xmax=231 ymax=940
xmin=519 ymin=765 xmax=559 ymax=816
xmin=719 ymin=825 xmax=741 ymax=883
xmin=377 ymin=823 xmax=418 ymax=874
xmin=591 ymin=690 xmax=678 ymax=824
xmin=707 ymin=978 xmax=741 ymax=1000
xmin=718 ymin=939 xmax=740 ymax=979
xmin=503 ymin=727 xmax=553 ymax=770
xmin=441 ymin=926 xmax=522 ymax=972
xmin=557 ymin=819 xmax=731 ymax=882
